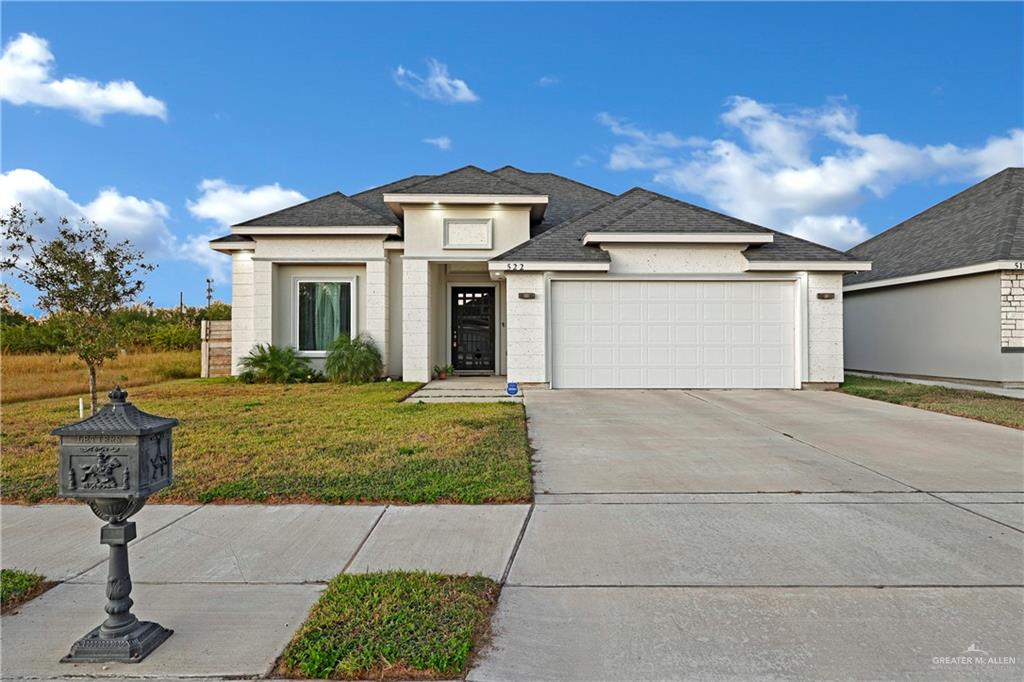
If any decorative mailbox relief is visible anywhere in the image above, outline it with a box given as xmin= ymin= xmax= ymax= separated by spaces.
xmin=53 ymin=386 xmax=178 ymax=664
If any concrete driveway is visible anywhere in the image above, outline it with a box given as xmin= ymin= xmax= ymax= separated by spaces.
xmin=471 ymin=390 xmax=1024 ymax=681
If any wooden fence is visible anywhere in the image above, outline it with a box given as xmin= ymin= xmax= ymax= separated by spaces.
xmin=200 ymin=320 xmax=232 ymax=378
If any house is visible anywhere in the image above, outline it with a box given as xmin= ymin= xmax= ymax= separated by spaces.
xmin=210 ymin=165 xmax=870 ymax=389
xmin=844 ymin=167 xmax=1024 ymax=388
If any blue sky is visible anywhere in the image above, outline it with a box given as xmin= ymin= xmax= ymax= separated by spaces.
xmin=3 ymin=1 xmax=1022 ymax=311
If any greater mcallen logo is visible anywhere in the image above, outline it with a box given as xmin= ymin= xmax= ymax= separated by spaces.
xmin=932 ymin=643 xmax=1017 ymax=667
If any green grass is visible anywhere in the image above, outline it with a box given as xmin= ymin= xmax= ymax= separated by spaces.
xmin=280 ymin=572 xmax=499 ymax=680
xmin=1 ymin=379 xmax=532 ymax=504
xmin=840 ymin=375 xmax=1024 ymax=429
xmin=1 ymin=568 xmax=46 ymax=613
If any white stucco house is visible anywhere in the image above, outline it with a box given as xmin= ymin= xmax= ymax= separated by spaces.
xmin=844 ymin=167 xmax=1024 ymax=388
xmin=210 ymin=165 xmax=870 ymax=389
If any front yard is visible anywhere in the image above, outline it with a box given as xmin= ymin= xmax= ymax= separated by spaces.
xmin=1 ymin=379 xmax=532 ymax=504
xmin=840 ymin=374 xmax=1024 ymax=429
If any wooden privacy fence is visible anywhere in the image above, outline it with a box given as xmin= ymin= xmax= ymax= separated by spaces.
xmin=201 ymin=320 xmax=232 ymax=377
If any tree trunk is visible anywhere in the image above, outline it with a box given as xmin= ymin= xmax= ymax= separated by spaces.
xmin=88 ymin=364 xmax=98 ymax=415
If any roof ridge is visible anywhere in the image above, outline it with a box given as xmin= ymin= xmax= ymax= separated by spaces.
xmin=847 ymin=168 xmax=1019 ymax=255
xmin=492 ymin=166 xmax=615 ymax=198
xmin=396 ymin=164 xmax=539 ymax=195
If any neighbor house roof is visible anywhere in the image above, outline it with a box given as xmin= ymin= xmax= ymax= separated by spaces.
xmin=846 ymin=167 xmax=1024 ymax=285
xmin=494 ymin=187 xmax=858 ymax=264
xmin=389 ymin=165 xmax=540 ymax=196
xmin=233 ymin=192 xmax=398 ymax=228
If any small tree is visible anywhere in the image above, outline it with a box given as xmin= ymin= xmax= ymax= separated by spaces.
xmin=1 ymin=205 xmax=155 ymax=413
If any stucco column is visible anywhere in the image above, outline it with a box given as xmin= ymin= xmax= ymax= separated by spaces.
xmin=505 ymin=273 xmax=547 ymax=384
xmin=402 ymin=259 xmax=432 ymax=382
xmin=807 ymin=272 xmax=844 ymax=383
xmin=230 ymin=251 xmax=255 ymax=375
xmin=365 ymin=259 xmax=389 ymax=375
xmin=252 ymin=260 xmax=273 ymax=350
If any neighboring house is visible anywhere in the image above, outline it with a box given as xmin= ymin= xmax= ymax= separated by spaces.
xmin=844 ymin=167 xmax=1024 ymax=388
xmin=210 ymin=165 xmax=869 ymax=389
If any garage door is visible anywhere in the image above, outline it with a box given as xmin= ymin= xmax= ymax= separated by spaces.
xmin=551 ymin=280 xmax=796 ymax=388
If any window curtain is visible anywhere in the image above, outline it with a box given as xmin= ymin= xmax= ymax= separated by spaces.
xmin=299 ymin=282 xmax=351 ymax=350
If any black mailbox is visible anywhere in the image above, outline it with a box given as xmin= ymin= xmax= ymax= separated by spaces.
xmin=52 ymin=386 xmax=178 ymax=664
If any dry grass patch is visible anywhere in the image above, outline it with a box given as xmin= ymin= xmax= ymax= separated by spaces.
xmin=840 ymin=375 xmax=1024 ymax=429
xmin=1 ymin=379 xmax=532 ymax=504
xmin=1 ymin=351 xmax=199 ymax=403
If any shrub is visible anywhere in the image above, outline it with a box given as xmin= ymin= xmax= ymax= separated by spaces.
xmin=149 ymin=323 xmax=201 ymax=351
xmin=202 ymin=301 xmax=232 ymax=321
xmin=238 ymin=344 xmax=312 ymax=384
xmin=324 ymin=335 xmax=382 ymax=384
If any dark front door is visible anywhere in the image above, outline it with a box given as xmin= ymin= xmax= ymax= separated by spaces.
xmin=451 ymin=287 xmax=496 ymax=372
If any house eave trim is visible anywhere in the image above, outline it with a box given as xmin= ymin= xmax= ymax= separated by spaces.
xmin=746 ymin=260 xmax=872 ymax=272
xmin=583 ymin=232 xmax=774 ymax=245
xmin=232 ymin=226 xmax=399 ymax=236
xmin=209 ymin=242 xmax=254 ymax=252
xmin=488 ymin=261 xmax=611 ymax=272
xmin=843 ymin=260 xmax=1018 ymax=292
xmin=383 ymin=193 xmax=548 ymax=205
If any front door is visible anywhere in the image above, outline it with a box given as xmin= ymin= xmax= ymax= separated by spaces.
xmin=451 ymin=286 xmax=496 ymax=372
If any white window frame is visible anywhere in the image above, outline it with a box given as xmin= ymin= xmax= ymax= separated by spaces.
xmin=292 ymin=276 xmax=358 ymax=357
xmin=443 ymin=218 xmax=493 ymax=250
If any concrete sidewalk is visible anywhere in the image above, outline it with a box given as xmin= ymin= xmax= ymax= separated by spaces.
xmin=0 ymin=503 xmax=529 ymax=679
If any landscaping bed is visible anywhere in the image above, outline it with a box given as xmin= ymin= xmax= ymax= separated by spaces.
xmin=1 ymin=379 xmax=532 ymax=504
xmin=0 ymin=568 xmax=52 ymax=614
xmin=279 ymin=572 xmax=499 ymax=680
xmin=840 ymin=374 xmax=1024 ymax=429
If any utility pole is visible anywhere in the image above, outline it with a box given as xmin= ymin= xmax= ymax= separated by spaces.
xmin=205 ymin=278 xmax=214 ymax=308
xmin=179 ymin=291 xmax=184 ymax=317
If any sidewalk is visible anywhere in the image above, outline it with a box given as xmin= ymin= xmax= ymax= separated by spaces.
xmin=0 ymin=503 xmax=530 ymax=680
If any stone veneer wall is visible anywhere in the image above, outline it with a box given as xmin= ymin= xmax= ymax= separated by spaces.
xmin=1001 ymin=270 xmax=1024 ymax=349
xmin=806 ymin=273 xmax=845 ymax=383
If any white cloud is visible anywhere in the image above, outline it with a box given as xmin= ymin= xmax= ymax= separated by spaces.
xmin=186 ymin=178 xmax=306 ymax=227
xmin=538 ymin=75 xmax=560 ymax=87
xmin=0 ymin=168 xmax=174 ymax=256
xmin=184 ymin=179 xmax=307 ymax=281
xmin=394 ymin=59 xmax=479 ymax=104
xmin=598 ymin=97 xmax=1024 ymax=249
xmin=423 ymin=136 xmax=452 ymax=151
xmin=0 ymin=33 xmax=167 ymax=124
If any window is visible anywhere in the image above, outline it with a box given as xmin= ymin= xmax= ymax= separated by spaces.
xmin=296 ymin=280 xmax=352 ymax=352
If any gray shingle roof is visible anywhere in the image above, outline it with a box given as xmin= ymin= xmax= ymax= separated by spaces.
xmin=233 ymin=192 xmax=398 ymax=227
xmin=491 ymin=166 xmax=613 ymax=233
xmin=494 ymin=187 xmax=856 ymax=264
xmin=593 ymin=191 xmax=773 ymax=234
xmin=846 ymin=168 xmax=1024 ymax=285
xmin=390 ymin=165 xmax=540 ymax=196
xmin=209 ymin=234 xmax=254 ymax=243
xmin=350 ymin=174 xmax=431 ymax=222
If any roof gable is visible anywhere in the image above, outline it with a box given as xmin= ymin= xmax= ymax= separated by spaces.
xmin=846 ymin=167 xmax=1024 ymax=285
xmin=233 ymin=192 xmax=398 ymax=228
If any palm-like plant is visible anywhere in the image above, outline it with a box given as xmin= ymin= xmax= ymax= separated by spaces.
xmin=239 ymin=344 xmax=312 ymax=383
xmin=324 ymin=335 xmax=382 ymax=383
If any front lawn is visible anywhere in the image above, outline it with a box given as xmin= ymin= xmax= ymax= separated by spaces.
xmin=1 ymin=568 xmax=49 ymax=613
xmin=1 ymin=379 xmax=532 ymax=504
xmin=840 ymin=375 xmax=1024 ymax=429
xmin=280 ymin=572 xmax=499 ymax=680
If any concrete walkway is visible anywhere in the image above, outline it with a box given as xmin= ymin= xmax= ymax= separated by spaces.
xmin=0 ymin=503 xmax=529 ymax=679
xmin=470 ymin=389 xmax=1024 ymax=681
xmin=405 ymin=376 xmax=523 ymax=403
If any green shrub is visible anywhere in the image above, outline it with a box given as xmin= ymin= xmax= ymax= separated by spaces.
xmin=238 ymin=344 xmax=312 ymax=384
xmin=324 ymin=335 xmax=382 ymax=384
xmin=149 ymin=323 xmax=201 ymax=351
xmin=202 ymin=301 xmax=232 ymax=321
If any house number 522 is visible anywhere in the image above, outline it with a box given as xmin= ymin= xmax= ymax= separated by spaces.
xmin=505 ymin=263 xmax=526 ymax=271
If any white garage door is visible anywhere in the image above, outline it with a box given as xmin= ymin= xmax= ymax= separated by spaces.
xmin=551 ymin=280 xmax=796 ymax=389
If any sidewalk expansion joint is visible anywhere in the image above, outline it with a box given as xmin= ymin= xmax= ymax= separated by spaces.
xmin=500 ymin=503 xmax=534 ymax=585
xmin=341 ymin=504 xmax=388 ymax=574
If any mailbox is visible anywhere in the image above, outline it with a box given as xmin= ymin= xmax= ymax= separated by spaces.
xmin=52 ymin=386 xmax=178 ymax=663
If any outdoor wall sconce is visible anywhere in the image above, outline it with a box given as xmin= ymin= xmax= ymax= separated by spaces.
xmin=817 ymin=292 xmax=836 ymax=300
xmin=54 ymin=386 xmax=179 ymax=663
xmin=518 ymin=292 xmax=537 ymax=300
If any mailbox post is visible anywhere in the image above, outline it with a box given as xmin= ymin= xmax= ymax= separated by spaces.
xmin=54 ymin=386 xmax=178 ymax=663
